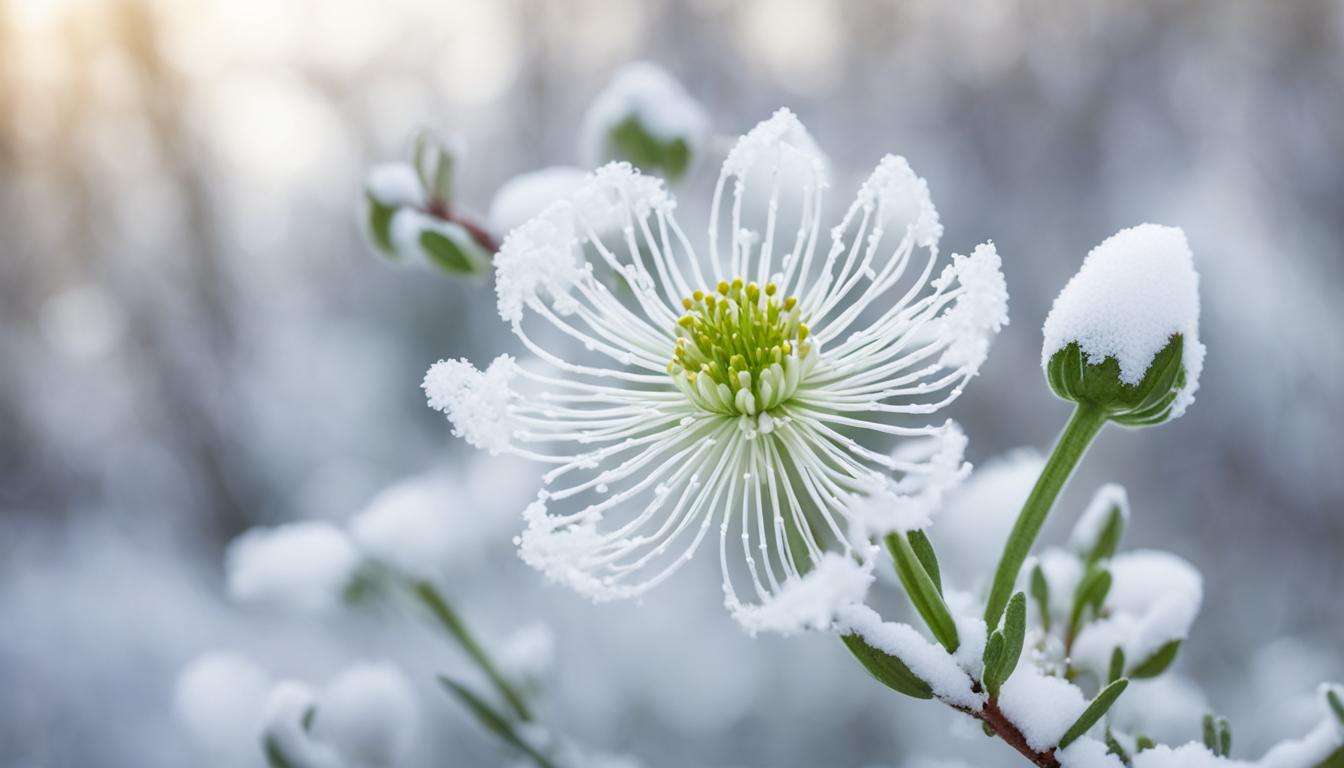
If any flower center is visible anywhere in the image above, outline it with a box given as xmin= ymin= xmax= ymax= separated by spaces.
xmin=667 ymin=277 xmax=813 ymax=421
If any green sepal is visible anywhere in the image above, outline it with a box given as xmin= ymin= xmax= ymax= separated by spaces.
xmin=1059 ymin=678 xmax=1129 ymax=749
xmin=841 ymin=634 xmax=934 ymax=700
xmin=1045 ymin=336 xmax=1188 ymax=427
xmin=906 ymin=530 xmax=942 ymax=595
xmin=419 ymin=225 xmax=488 ymax=275
xmin=1129 ymin=639 xmax=1182 ymax=679
xmin=1030 ymin=563 xmax=1052 ymax=633
xmin=606 ymin=115 xmax=692 ymax=182
xmin=885 ymin=532 xmax=959 ymax=653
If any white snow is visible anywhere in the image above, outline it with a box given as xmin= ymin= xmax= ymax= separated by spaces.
xmin=1259 ymin=720 xmax=1344 ymax=768
xmin=1130 ymin=742 xmax=1242 ymax=768
xmin=930 ymin=448 xmax=1044 ymax=591
xmin=499 ymin=622 xmax=556 ymax=682
xmin=579 ymin=61 xmax=709 ymax=170
xmin=311 ymin=662 xmax=418 ymax=768
xmin=174 ymin=652 xmax=273 ymax=764
xmin=729 ymin=552 xmax=874 ymax=636
xmin=262 ymin=680 xmax=345 ymax=768
xmin=1041 ymin=223 xmax=1204 ymax=418
xmin=832 ymin=604 xmax=981 ymax=709
xmin=1069 ymin=484 xmax=1130 ymax=557
xmin=997 ymin=664 xmax=1089 ymax=751
xmin=1107 ymin=549 xmax=1203 ymax=665
xmin=1059 ymin=736 xmax=1126 ymax=768
xmin=422 ymin=354 xmax=519 ymax=455
xmin=349 ymin=471 xmax=462 ymax=581
xmin=364 ymin=162 xmax=424 ymax=209
xmin=226 ymin=521 xmax=362 ymax=614
xmin=1025 ymin=548 xmax=1086 ymax=621
xmin=388 ymin=208 xmax=484 ymax=268
xmin=488 ymin=166 xmax=588 ymax=236
xmin=845 ymin=423 xmax=969 ymax=537
xmin=1109 ymin=675 xmax=1209 ymax=746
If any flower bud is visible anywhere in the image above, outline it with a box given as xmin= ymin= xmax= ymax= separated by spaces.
xmin=580 ymin=62 xmax=708 ymax=182
xmin=1041 ymin=224 xmax=1205 ymax=426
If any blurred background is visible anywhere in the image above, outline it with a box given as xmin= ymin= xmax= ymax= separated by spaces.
xmin=1 ymin=0 xmax=1341 ymax=766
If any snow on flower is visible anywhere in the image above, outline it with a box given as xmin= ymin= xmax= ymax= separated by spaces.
xmin=174 ymin=652 xmax=273 ymax=763
xmin=1042 ymin=223 xmax=1205 ymax=419
xmin=1072 ymin=549 xmax=1203 ymax=675
xmin=489 ymin=166 xmax=590 ymax=236
xmin=311 ymin=662 xmax=418 ymax=768
xmin=226 ymin=521 xmax=362 ymax=614
xmin=425 ymin=108 xmax=1008 ymax=633
xmin=580 ymin=61 xmax=709 ymax=178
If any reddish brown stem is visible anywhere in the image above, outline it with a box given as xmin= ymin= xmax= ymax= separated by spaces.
xmin=426 ymin=200 xmax=501 ymax=254
xmin=974 ymin=698 xmax=1060 ymax=768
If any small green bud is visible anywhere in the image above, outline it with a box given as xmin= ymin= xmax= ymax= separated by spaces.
xmin=413 ymin=129 xmax=464 ymax=209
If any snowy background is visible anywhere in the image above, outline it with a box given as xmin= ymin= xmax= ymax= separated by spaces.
xmin=1 ymin=1 xmax=1342 ymax=766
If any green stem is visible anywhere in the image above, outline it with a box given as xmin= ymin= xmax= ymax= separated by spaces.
xmin=983 ymin=403 xmax=1107 ymax=629
xmin=413 ymin=581 xmax=534 ymax=722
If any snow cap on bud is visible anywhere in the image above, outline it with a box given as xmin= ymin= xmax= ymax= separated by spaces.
xmin=311 ymin=662 xmax=418 ymax=768
xmin=1042 ymin=224 xmax=1205 ymax=426
xmin=580 ymin=61 xmax=709 ymax=182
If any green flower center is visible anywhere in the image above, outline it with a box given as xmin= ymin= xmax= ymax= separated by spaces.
xmin=667 ymin=277 xmax=813 ymax=419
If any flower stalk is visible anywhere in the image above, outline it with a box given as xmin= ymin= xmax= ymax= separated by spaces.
xmin=412 ymin=580 xmax=534 ymax=723
xmin=983 ymin=403 xmax=1107 ymax=629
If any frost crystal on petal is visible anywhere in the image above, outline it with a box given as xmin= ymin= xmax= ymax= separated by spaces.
xmin=857 ymin=154 xmax=942 ymax=249
xmin=722 ymin=107 xmax=828 ymax=188
xmin=845 ymin=423 xmax=970 ymax=538
xmin=423 ymin=355 xmax=519 ymax=454
xmin=935 ymin=242 xmax=1010 ymax=371
xmin=493 ymin=203 xmax=585 ymax=322
xmin=1042 ymin=223 xmax=1204 ymax=418
xmin=728 ymin=552 xmax=874 ymax=636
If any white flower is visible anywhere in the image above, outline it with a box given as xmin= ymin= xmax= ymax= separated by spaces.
xmin=425 ymin=109 xmax=1008 ymax=633
xmin=226 ymin=521 xmax=362 ymax=614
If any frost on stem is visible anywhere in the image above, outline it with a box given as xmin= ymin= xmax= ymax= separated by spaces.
xmin=1042 ymin=224 xmax=1205 ymax=425
xmin=425 ymin=109 xmax=1008 ymax=634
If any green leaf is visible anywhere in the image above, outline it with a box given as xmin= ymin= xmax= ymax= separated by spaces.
xmin=985 ymin=592 xmax=1027 ymax=699
xmin=1135 ymin=735 xmax=1156 ymax=752
xmin=1216 ymin=716 xmax=1232 ymax=757
xmin=1318 ymin=746 xmax=1344 ymax=768
xmin=438 ymin=676 xmax=557 ymax=768
xmin=1086 ymin=505 xmax=1126 ymax=566
xmin=906 ymin=530 xmax=942 ymax=595
xmin=1068 ymin=567 xmax=1112 ymax=641
xmin=1129 ymin=639 xmax=1182 ymax=679
xmin=886 ymin=532 xmax=959 ymax=653
xmin=1104 ymin=728 xmax=1131 ymax=763
xmin=840 ymin=634 xmax=933 ymax=700
xmin=1059 ymin=678 xmax=1129 ymax=749
xmin=262 ymin=735 xmax=296 ymax=768
xmin=607 ymin=115 xmax=692 ymax=181
xmin=419 ymin=227 xmax=486 ymax=275
xmin=982 ymin=631 xmax=1005 ymax=696
xmin=1326 ymin=686 xmax=1344 ymax=726
xmin=1030 ymin=563 xmax=1051 ymax=633
xmin=1203 ymin=714 xmax=1218 ymax=753
xmin=363 ymin=194 xmax=400 ymax=258
xmin=1108 ymin=647 xmax=1126 ymax=686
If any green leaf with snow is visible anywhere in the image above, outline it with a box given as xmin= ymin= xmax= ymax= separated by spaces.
xmin=841 ymin=633 xmax=934 ymax=700
xmin=1128 ymin=639 xmax=1182 ymax=679
xmin=1059 ymin=678 xmax=1129 ymax=749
